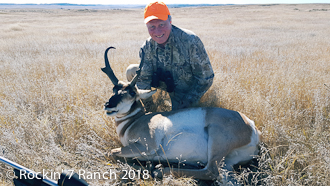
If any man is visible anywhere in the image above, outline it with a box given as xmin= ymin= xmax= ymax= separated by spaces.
xmin=127 ymin=1 xmax=214 ymax=111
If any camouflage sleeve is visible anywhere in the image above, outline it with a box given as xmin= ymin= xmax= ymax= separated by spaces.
xmin=186 ymin=36 xmax=214 ymax=101
xmin=136 ymin=48 xmax=153 ymax=90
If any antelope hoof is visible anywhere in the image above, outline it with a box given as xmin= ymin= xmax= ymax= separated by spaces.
xmin=110 ymin=147 xmax=122 ymax=155
xmin=152 ymin=166 xmax=165 ymax=180
xmin=106 ymin=148 xmax=123 ymax=163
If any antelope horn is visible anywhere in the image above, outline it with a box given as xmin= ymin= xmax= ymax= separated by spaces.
xmin=101 ymin=47 xmax=119 ymax=86
xmin=130 ymin=50 xmax=145 ymax=86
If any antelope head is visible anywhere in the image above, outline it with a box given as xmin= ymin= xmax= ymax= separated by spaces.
xmin=101 ymin=47 xmax=155 ymax=117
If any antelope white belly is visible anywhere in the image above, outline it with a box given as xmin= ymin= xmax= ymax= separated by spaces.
xmin=153 ymin=108 xmax=208 ymax=165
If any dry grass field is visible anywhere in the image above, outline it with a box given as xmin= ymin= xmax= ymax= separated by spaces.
xmin=0 ymin=3 xmax=330 ymax=185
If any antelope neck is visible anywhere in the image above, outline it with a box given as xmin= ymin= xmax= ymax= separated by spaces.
xmin=115 ymin=101 xmax=145 ymax=138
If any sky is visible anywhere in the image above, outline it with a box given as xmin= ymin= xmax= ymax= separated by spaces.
xmin=1 ymin=0 xmax=329 ymax=5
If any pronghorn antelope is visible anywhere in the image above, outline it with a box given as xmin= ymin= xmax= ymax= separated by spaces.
xmin=102 ymin=47 xmax=261 ymax=180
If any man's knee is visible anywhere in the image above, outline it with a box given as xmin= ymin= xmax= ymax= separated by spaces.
xmin=126 ymin=64 xmax=139 ymax=82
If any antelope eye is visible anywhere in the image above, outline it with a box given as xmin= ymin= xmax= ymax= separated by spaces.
xmin=129 ymin=90 xmax=136 ymax=97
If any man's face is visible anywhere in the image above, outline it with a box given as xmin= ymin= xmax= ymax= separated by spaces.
xmin=146 ymin=19 xmax=172 ymax=46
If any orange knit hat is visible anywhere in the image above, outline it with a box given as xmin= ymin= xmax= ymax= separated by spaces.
xmin=144 ymin=1 xmax=171 ymax=24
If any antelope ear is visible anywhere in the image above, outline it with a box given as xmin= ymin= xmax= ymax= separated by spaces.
xmin=137 ymin=89 xmax=156 ymax=100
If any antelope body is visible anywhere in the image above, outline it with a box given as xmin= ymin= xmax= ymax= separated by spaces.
xmin=102 ymin=47 xmax=261 ymax=180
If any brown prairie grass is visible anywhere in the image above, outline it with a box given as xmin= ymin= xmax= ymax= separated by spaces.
xmin=0 ymin=4 xmax=330 ymax=186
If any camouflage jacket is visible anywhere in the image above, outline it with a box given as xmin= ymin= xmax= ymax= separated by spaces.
xmin=136 ymin=25 xmax=214 ymax=101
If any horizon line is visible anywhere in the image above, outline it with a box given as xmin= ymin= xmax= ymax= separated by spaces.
xmin=1 ymin=2 xmax=326 ymax=5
